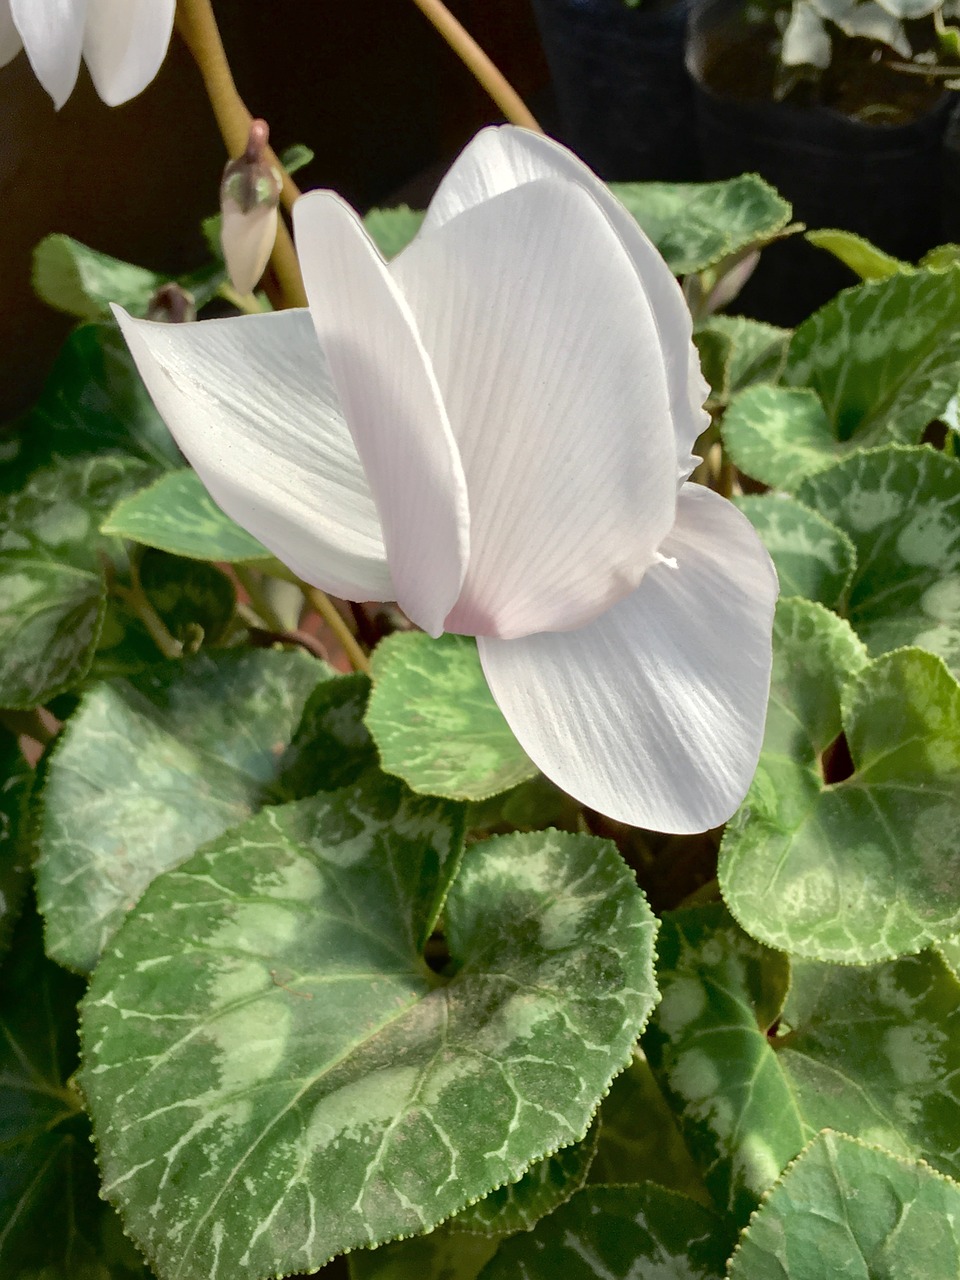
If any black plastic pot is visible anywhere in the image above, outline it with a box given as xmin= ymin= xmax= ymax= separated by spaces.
xmin=529 ymin=0 xmax=700 ymax=181
xmin=687 ymin=0 xmax=951 ymax=324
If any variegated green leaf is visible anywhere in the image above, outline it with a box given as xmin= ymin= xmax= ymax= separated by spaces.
xmin=797 ymin=445 xmax=960 ymax=676
xmin=728 ymin=1132 xmax=960 ymax=1279
xmin=82 ymin=813 xmax=656 ymax=1279
xmin=366 ymin=632 xmax=538 ymax=801
xmin=734 ymin=494 xmax=856 ymax=609
xmin=721 ymin=384 xmax=837 ymax=491
xmin=644 ymin=905 xmax=960 ymax=1222
xmin=102 ymin=468 xmax=274 ymax=563
xmin=478 ymin=1184 xmax=729 ymax=1280
xmin=720 ymin=600 xmax=960 ymax=962
xmin=36 ymin=649 xmax=329 ymax=973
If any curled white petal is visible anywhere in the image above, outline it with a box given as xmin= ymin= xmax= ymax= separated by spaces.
xmin=114 ymin=306 xmax=395 ymax=603
xmin=10 ymin=0 xmax=87 ymax=109
xmin=478 ymin=484 xmax=778 ymax=834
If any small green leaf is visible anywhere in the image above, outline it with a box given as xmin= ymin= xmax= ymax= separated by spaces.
xmin=366 ymin=632 xmax=538 ymax=801
xmin=727 ymin=1132 xmax=960 ymax=1279
xmin=609 ymin=175 xmax=792 ymax=276
xmin=36 ymin=648 xmax=330 ymax=973
xmin=920 ymin=242 xmax=960 ymax=272
xmin=272 ymin=671 xmax=379 ymax=800
xmin=797 ymin=445 xmax=960 ymax=676
xmin=0 ymin=909 xmax=150 ymax=1279
xmin=350 ymin=1232 xmax=500 ymax=1280
xmin=0 ymin=454 xmax=153 ymax=706
xmin=478 ymin=1184 xmax=729 ymax=1280
xmin=279 ymin=142 xmax=314 ymax=175
xmin=364 ymin=205 xmax=426 ymax=259
xmin=446 ymin=1121 xmax=599 ymax=1235
xmin=32 ymin=233 xmax=167 ymax=321
xmin=733 ymin=494 xmax=856 ymax=609
xmin=720 ymin=600 xmax=960 ymax=961
xmin=721 ymin=384 xmax=838 ymax=491
xmin=102 ymin=468 xmax=274 ymax=563
xmin=785 ymin=267 xmax=960 ymax=448
xmin=644 ymin=906 xmax=960 ymax=1222
xmin=697 ymin=314 xmax=790 ymax=402
xmin=586 ymin=1052 xmax=710 ymax=1204
xmin=0 ymin=730 xmax=31 ymax=963
xmin=81 ymin=814 xmax=656 ymax=1278
xmin=806 ymin=228 xmax=909 ymax=280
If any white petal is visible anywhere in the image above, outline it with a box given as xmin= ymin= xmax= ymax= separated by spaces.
xmin=10 ymin=0 xmax=86 ymax=109
xmin=82 ymin=0 xmax=174 ymax=105
xmin=392 ymin=176 xmax=676 ymax=639
xmin=0 ymin=1 xmax=23 ymax=68
xmin=221 ymin=201 xmax=278 ymax=296
xmin=478 ymin=485 xmax=778 ymax=833
xmin=114 ymin=306 xmax=395 ymax=603
xmin=421 ymin=125 xmax=708 ymax=481
xmin=293 ymin=191 xmax=469 ymax=637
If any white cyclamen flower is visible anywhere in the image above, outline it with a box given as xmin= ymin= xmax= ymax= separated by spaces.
xmin=0 ymin=0 xmax=175 ymax=108
xmin=117 ymin=126 xmax=778 ymax=834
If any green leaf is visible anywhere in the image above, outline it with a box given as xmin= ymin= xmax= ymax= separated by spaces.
xmin=586 ymin=1052 xmax=711 ymax=1204
xmin=643 ymin=904 xmax=798 ymax=1221
xmin=16 ymin=322 xmax=180 ymax=477
xmin=102 ymin=468 xmax=274 ymax=563
xmin=32 ymin=233 xmax=167 ymax=322
xmin=81 ymin=814 xmax=656 ymax=1279
xmin=0 ymin=909 xmax=150 ymax=1279
xmin=0 ymin=454 xmax=153 ymax=707
xmin=721 ymin=384 xmax=838 ymax=491
xmin=363 ymin=205 xmax=426 ymax=259
xmin=727 ymin=1132 xmax=960 ymax=1279
xmin=272 ymin=670 xmax=379 ymax=800
xmin=609 ymin=175 xmax=792 ymax=275
xmin=733 ymin=494 xmax=856 ymax=609
xmin=696 ymin=314 xmax=790 ymax=403
xmin=720 ymin=600 xmax=960 ymax=962
xmin=446 ymin=1121 xmax=599 ymax=1236
xmin=0 ymin=730 xmax=31 ymax=962
xmin=644 ymin=906 xmax=960 ymax=1223
xmin=36 ymin=648 xmax=330 ymax=973
xmin=805 ymin=228 xmax=908 ymax=280
xmin=350 ymin=1232 xmax=501 ymax=1280
xmin=478 ymin=1184 xmax=729 ymax=1280
xmin=797 ymin=446 xmax=960 ymax=677
xmin=279 ymin=142 xmax=314 ymax=175
xmin=366 ymin=632 xmax=538 ymax=802
xmin=785 ymin=267 xmax=960 ymax=447
xmin=138 ymin=548 xmax=236 ymax=646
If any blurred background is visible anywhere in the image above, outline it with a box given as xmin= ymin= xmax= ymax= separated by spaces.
xmin=0 ymin=0 xmax=550 ymax=421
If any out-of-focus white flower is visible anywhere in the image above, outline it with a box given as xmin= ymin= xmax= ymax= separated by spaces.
xmin=0 ymin=0 xmax=175 ymax=108
xmin=116 ymin=126 xmax=778 ymax=834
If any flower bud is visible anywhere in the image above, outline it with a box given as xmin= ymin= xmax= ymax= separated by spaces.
xmin=146 ymin=283 xmax=197 ymax=325
xmin=220 ymin=119 xmax=282 ymax=297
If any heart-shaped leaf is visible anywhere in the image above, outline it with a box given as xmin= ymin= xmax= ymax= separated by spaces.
xmin=719 ymin=598 xmax=960 ymax=962
xmin=727 ymin=1132 xmax=960 ymax=1279
xmin=734 ymin=494 xmax=855 ymax=609
xmin=797 ymin=445 xmax=960 ymax=677
xmin=102 ymin=469 xmax=274 ymax=564
xmin=721 ymin=384 xmax=838 ymax=491
xmin=36 ymin=648 xmax=330 ymax=973
xmin=365 ymin=632 xmax=538 ymax=801
xmin=81 ymin=806 xmax=656 ymax=1279
xmin=0 ymin=453 xmax=153 ymax=706
xmin=33 ymin=233 xmax=168 ymax=322
xmin=610 ymin=175 xmax=792 ymax=276
xmin=644 ymin=905 xmax=960 ymax=1221
xmin=478 ymin=1184 xmax=729 ymax=1280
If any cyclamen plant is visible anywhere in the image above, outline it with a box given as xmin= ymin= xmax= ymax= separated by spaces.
xmin=2 ymin=1 xmax=960 ymax=1279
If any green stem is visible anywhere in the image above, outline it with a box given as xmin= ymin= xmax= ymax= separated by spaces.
xmin=114 ymin=557 xmax=183 ymax=660
xmin=234 ymin=564 xmax=287 ymax=633
xmin=300 ymin=583 xmax=371 ymax=675
xmin=217 ymin=282 xmax=265 ymax=315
